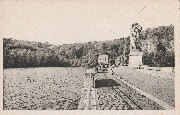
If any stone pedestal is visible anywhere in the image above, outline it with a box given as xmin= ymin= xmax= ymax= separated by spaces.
xmin=129 ymin=52 xmax=143 ymax=68
xmin=128 ymin=23 xmax=143 ymax=69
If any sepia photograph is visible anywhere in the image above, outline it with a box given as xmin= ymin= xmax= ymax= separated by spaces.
xmin=1 ymin=0 xmax=179 ymax=114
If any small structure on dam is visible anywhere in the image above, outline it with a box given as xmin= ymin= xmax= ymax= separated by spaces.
xmin=96 ymin=54 xmax=109 ymax=73
xmin=78 ymin=69 xmax=97 ymax=110
xmin=84 ymin=69 xmax=96 ymax=88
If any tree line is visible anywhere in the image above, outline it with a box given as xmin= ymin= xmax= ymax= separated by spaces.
xmin=140 ymin=25 xmax=174 ymax=67
xmin=3 ymin=25 xmax=174 ymax=68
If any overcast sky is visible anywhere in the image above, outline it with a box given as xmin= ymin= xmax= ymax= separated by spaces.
xmin=2 ymin=0 xmax=177 ymax=45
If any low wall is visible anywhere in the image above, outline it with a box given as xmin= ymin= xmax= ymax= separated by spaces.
xmin=144 ymin=66 xmax=174 ymax=72
xmin=160 ymin=67 xmax=174 ymax=72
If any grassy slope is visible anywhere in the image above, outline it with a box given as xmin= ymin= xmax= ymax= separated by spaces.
xmin=113 ymin=66 xmax=174 ymax=107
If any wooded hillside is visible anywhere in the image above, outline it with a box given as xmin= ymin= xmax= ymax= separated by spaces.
xmin=3 ymin=25 xmax=174 ymax=68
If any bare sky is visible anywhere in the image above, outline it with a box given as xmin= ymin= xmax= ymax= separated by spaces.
xmin=2 ymin=0 xmax=177 ymax=45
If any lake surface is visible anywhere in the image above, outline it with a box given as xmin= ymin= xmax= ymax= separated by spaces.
xmin=3 ymin=67 xmax=85 ymax=110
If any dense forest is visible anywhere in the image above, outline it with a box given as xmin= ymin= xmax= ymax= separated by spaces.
xmin=3 ymin=25 xmax=174 ymax=68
